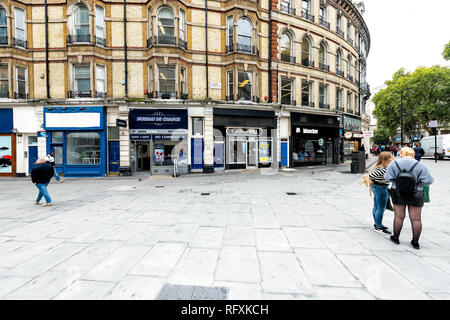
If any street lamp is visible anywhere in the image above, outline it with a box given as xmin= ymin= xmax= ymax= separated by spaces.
xmin=400 ymin=89 xmax=404 ymax=147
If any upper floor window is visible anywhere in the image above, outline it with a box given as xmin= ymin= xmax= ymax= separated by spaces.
xmin=302 ymin=0 xmax=314 ymax=21
xmin=238 ymin=70 xmax=252 ymax=101
xmin=15 ymin=66 xmax=27 ymax=99
xmin=227 ymin=70 xmax=234 ymax=100
xmin=227 ymin=17 xmax=233 ymax=50
xmin=336 ymin=50 xmax=342 ymax=73
xmin=336 ymin=88 xmax=342 ymax=110
xmin=319 ymin=5 xmax=329 ymax=28
xmin=347 ymin=92 xmax=352 ymax=112
xmin=237 ymin=18 xmax=252 ymax=53
xmin=74 ymin=65 xmax=91 ymax=96
xmin=281 ymin=0 xmax=295 ymax=15
xmin=158 ymin=65 xmax=176 ymax=98
xmin=336 ymin=14 xmax=344 ymax=37
xmin=347 ymin=55 xmax=352 ymax=79
xmin=95 ymin=6 xmax=105 ymax=46
xmin=301 ymin=37 xmax=313 ymax=67
xmin=157 ymin=7 xmax=175 ymax=45
xmin=319 ymin=42 xmax=328 ymax=70
xmin=280 ymin=32 xmax=294 ymax=63
xmin=301 ymin=80 xmax=312 ymax=107
xmin=179 ymin=9 xmax=186 ymax=43
xmin=148 ymin=66 xmax=153 ymax=96
xmin=95 ymin=65 xmax=105 ymax=97
xmin=0 ymin=65 xmax=8 ymax=98
xmin=319 ymin=85 xmax=327 ymax=108
xmin=180 ymin=67 xmax=187 ymax=99
xmin=74 ymin=5 xmax=90 ymax=42
xmin=14 ymin=8 xmax=27 ymax=48
xmin=0 ymin=7 xmax=7 ymax=45
xmin=280 ymin=77 xmax=293 ymax=105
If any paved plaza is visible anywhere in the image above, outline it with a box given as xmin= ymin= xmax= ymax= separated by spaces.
xmin=0 ymin=159 xmax=449 ymax=300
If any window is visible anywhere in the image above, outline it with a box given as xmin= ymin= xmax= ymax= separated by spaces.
xmin=319 ymin=43 xmax=327 ymax=70
xmin=0 ymin=65 xmax=8 ymax=98
xmin=280 ymin=32 xmax=293 ymax=62
xmin=355 ymin=96 xmax=359 ymax=114
xmin=192 ymin=117 xmax=203 ymax=136
xmin=180 ymin=67 xmax=187 ymax=98
xmin=148 ymin=66 xmax=153 ymax=96
xmin=355 ymin=60 xmax=359 ymax=81
xmin=336 ymin=88 xmax=342 ymax=110
xmin=148 ymin=8 xmax=152 ymax=35
xmin=227 ymin=17 xmax=233 ymax=51
xmin=96 ymin=65 xmax=105 ymax=97
xmin=108 ymin=126 xmax=119 ymax=140
xmin=14 ymin=8 xmax=26 ymax=48
xmin=302 ymin=0 xmax=310 ymax=13
xmin=301 ymin=37 xmax=312 ymax=66
xmin=227 ymin=70 xmax=234 ymax=100
xmin=347 ymin=55 xmax=352 ymax=79
xmin=336 ymin=14 xmax=341 ymax=29
xmin=52 ymin=131 xmax=63 ymax=143
xmin=319 ymin=85 xmax=327 ymax=107
xmin=158 ymin=65 xmax=176 ymax=98
xmin=281 ymin=0 xmax=294 ymax=14
xmin=280 ymin=78 xmax=293 ymax=105
xmin=15 ymin=66 xmax=27 ymax=99
xmin=347 ymin=92 xmax=352 ymax=112
xmin=74 ymin=5 xmax=90 ymax=42
xmin=237 ymin=71 xmax=252 ymax=101
xmin=74 ymin=65 xmax=91 ymax=94
xmin=336 ymin=50 xmax=342 ymax=73
xmin=179 ymin=10 xmax=186 ymax=42
xmin=95 ymin=6 xmax=105 ymax=45
xmin=319 ymin=6 xmax=326 ymax=19
xmin=66 ymin=132 xmax=100 ymax=165
xmin=0 ymin=7 xmax=7 ymax=45
xmin=301 ymin=80 xmax=312 ymax=107
xmin=237 ymin=18 xmax=252 ymax=53
xmin=157 ymin=7 xmax=175 ymax=45
xmin=347 ymin=24 xmax=351 ymax=39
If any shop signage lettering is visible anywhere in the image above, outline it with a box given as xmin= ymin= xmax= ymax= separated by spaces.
xmin=116 ymin=119 xmax=127 ymax=127
xmin=344 ymin=132 xmax=353 ymax=139
xmin=303 ymin=128 xmax=319 ymax=134
xmin=129 ymin=109 xmax=188 ymax=130
xmin=136 ymin=116 xmax=181 ymax=122
xmin=353 ymin=133 xmax=363 ymax=138
xmin=343 ymin=116 xmax=361 ymax=131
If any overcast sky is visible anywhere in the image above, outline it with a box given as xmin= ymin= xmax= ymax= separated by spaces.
xmin=363 ymin=0 xmax=450 ymax=93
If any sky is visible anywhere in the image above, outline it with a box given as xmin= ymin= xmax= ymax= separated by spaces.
xmin=363 ymin=0 xmax=450 ymax=93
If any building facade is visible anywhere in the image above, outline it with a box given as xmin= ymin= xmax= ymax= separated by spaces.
xmin=0 ymin=0 xmax=370 ymax=177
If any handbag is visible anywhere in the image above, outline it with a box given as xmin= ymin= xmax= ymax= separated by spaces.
xmin=423 ymin=185 xmax=430 ymax=203
xmin=385 ymin=192 xmax=394 ymax=211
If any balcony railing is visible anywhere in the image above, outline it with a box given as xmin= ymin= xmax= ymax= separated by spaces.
xmin=13 ymin=37 xmax=27 ymax=49
xmin=337 ymin=106 xmax=344 ymax=112
xmin=355 ymin=110 xmax=361 ymax=116
xmin=336 ymin=68 xmax=345 ymax=77
xmin=347 ymin=36 xmax=353 ymax=45
xmin=360 ymin=82 xmax=370 ymax=92
xmin=157 ymin=91 xmax=177 ymax=99
xmin=226 ymin=95 xmax=234 ymax=101
xmin=0 ymin=36 xmax=8 ymax=45
xmin=68 ymin=90 xmax=92 ymax=98
xmin=236 ymin=43 xmax=257 ymax=54
xmin=281 ymin=99 xmax=296 ymax=106
xmin=226 ymin=44 xmax=233 ymax=53
xmin=179 ymin=38 xmax=187 ymax=50
xmin=347 ymin=74 xmax=354 ymax=82
xmin=180 ymin=93 xmax=188 ymax=100
xmin=281 ymin=5 xmax=296 ymax=15
xmin=319 ymin=102 xmax=330 ymax=109
xmin=95 ymin=91 xmax=107 ymax=98
xmin=319 ymin=17 xmax=330 ymax=29
xmin=319 ymin=63 xmax=329 ymax=71
xmin=302 ymin=59 xmax=314 ymax=68
xmin=302 ymin=101 xmax=314 ymax=108
xmin=155 ymin=36 xmax=176 ymax=45
xmin=281 ymin=53 xmax=296 ymax=63
xmin=67 ymin=34 xmax=91 ymax=44
xmin=0 ymin=91 xmax=9 ymax=98
xmin=95 ymin=36 xmax=106 ymax=47
xmin=14 ymin=92 xmax=28 ymax=99
xmin=336 ymin=28 xmax=344 ymax=38
xmin=147 ymin=37 xmax=153 ymax=48
xmin=302 ymin=9 xmax=315 ymax=22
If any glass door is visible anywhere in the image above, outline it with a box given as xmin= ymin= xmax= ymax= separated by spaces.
xmin=247 ymin=137 xmax=258 ymax=167
xmin=229 ymin=137 xmax=247 ymax=164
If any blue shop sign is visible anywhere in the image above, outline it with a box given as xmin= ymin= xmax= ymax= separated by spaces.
xmin=129 ymin=109 xmax=188 ymax=130
xmin=0 ymin=108 xmax=13 ymax=133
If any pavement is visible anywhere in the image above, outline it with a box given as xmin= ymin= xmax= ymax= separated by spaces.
xmin=0 ymin=158 xmax=449 ymax=300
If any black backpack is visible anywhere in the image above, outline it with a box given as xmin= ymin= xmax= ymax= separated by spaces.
xmin=394 ymin=161 xmax=419 ymax=194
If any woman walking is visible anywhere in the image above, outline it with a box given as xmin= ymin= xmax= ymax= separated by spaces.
xmin=369 ymin=152 xmax=394 ymax=234
xmin=385 ymin=147 xmax=434 ymax=249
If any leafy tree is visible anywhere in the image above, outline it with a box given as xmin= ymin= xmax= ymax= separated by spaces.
xmin=444 ymin=41 xmax=450 ymax=61
xmin=372 ymin=127 xmax=391 ymax=145
xmin=372 ymin=66 xmax=450 ymax=137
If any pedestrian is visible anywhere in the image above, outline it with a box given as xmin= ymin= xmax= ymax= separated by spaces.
xmin=45 ymin=150 xmax=64 ymax=183
xmin=369 ymin=151 xmax=394 ymax=234
xmin=377 ymin=145 xmax=383 ymax=155
xmin=392 ymin=145 xmax=397 ymax=157
xmin=413 ymin=143 xmax=425 ymax=162
xmin=385 ymin=147 xmax=434 ymax=249
xmin=31 ymin=158 xmax=54 ymax=207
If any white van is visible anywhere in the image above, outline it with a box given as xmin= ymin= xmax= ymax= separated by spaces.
xmin=419 ymin=134 xmax=450 ymax=159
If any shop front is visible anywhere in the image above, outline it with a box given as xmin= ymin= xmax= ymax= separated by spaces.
xmin=43 ymin=106 xmax=107 ymax=177
xmin=0 ymin=108 xmax=15 ymax=176
xmin=129 ymin=108 xmax=188 ymax=175
xmin=291 ymin=113 xmax=339 ymax=166
xmin=213 ymin=108 xmax=276 ymax=170
xmin=343 ymin=115 xmax=362 ymax=161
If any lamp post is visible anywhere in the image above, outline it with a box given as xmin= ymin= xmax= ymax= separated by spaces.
xmin=400 ymin=89 xmax=404 ymax=147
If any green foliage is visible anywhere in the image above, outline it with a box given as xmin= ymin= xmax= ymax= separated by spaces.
xmin=444 ymin=41 xmax=450 ymax=61
xmin=372 ymin=66 xmax=450 ymax=137
xmin=372 ymin=127 xmax=391 ymax=145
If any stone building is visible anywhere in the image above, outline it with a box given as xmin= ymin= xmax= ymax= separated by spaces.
xmin=0 ymin=0 xmax=370 ymax=177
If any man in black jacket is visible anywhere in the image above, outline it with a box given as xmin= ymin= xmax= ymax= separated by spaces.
xmin=414 ymin=143 xmax=425 ymax=161
xmin=31 ymin=159 xmax=54 ymax=206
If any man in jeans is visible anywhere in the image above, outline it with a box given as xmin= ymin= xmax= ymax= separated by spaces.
xmin=45 ymin=150 xmax=64 ymax=183
xmin=31 ymin=159 xmax=54 ymax=206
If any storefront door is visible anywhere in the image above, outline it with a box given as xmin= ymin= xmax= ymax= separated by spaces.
xmin=326 ymin=141 xmax=333 ymax=164
xmin=247 ymin=138 xmax=258 ymax=168
xmin=28 ymin=146 xmax=38 ymax=174
xmin=214 ymin=141 xmax=224 ymax=168
xmin=136 ymin=141 xmax=151 ymax=171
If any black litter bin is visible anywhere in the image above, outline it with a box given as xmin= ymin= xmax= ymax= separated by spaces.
xmin=118 ymin=166 xmax=132 ymax=176
xmin=351 ymin=162 xmax=359 ymax=173
xmin=351 ymin=151 xmax=365 ymax=173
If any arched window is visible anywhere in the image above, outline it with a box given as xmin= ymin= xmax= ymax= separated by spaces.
xmin=280 ymin=32 xmax=293 ymax=62
xmin=74 ymin=5 xmax=90 ymax=42
xmin=336 ymin=50 xmax=342 ymax=75
xmin=319 ymin=42 xmax=328 ymax=70
xmin=301 ymin=37 xmax=312 ymax=67
xmin=157 ymin=7 xmax=175 ymax=45
xmin=0 ymin=7 xmax=7 ymax=45
xmin=237 ymin=18 xmax=252 ymax=53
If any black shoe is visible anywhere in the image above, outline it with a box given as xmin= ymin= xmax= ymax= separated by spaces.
xmin=374 ymin=226 xmax=383 ymax=233
xmin=411 ymin=240 xmax=420 ymax=249
xmin=390 ymin=235 xmax=400 ymax=244
xmin=381 ymin=226 xmax=392 ymax=235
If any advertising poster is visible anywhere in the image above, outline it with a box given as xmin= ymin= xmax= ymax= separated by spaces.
xmin=0 ymin=136 xmax=12 ymax=173
xmin=154 ymin=144 xmax=164 ymax=162
xmin=259 ymin=142 xmax=270 ymax=162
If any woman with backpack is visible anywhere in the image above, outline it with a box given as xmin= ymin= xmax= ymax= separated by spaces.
xmin=369 ymin=152 xmax=394 ymax=234
xmin=385 ymin=147 xmax=434 ymax=249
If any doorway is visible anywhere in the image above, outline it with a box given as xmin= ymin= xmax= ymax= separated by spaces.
xmin=135 ymin=141 xmax=151 ymax=171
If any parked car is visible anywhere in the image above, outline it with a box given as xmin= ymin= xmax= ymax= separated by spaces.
xmin=419 ymin=134 xmax=450 ymax=159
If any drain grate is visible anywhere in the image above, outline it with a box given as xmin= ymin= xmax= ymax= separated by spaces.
xmin=155 ymin=186 xmax=165 ymax=188
xmin=201 ymin=193 xmax=210 ymax=196
xmin=286 ymin=192 xmax=297 ymax=195
xmin=156 ymin=284 xmax=228 ymax=300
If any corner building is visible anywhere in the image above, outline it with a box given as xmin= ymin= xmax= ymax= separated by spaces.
xmin=0 ymin=0 xmax=370 ymax=177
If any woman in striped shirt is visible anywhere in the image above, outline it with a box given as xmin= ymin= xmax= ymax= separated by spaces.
xmin=369 ymin=151 xmax=394 ymax=234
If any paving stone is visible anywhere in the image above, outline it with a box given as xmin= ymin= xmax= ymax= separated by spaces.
xmin=214 ymin=281 xmax=264 ymax=300
xmin=282 ymin=227 xmax=327 ymax=248
xmin=215 ymin=246 xmax=260 ymax=283
xmin=316 ymin=230 xmax=371 ymax=255
xmin=104 ymin=276 xmax=166 ymax=300
xmin=160 ymin=224 xmax=200 ymax=243
xmin=255 ymin=229 xmax=291 ymax=252
xmin=190 ymin=227 xmax=225 ymax=248
xmin=52 ymin=280 xmax=115 ymax=300
xmin=0 ymin=276 xmax=32 ymax=298
xmin=314 ymin=287 xmax=375 ymax=300
xmin=223 ymin=226 xmax=255 ymax=246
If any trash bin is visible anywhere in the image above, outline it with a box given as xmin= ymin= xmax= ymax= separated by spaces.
xmin=351 ymin=151 xmax=366 ymax=173
xmin=118 ymin=166 xmax=131 ymax=176
xmin=351 ymin=162 xmax=359 ymax=174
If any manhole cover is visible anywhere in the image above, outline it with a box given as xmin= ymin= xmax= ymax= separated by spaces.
xmin=156 ymin=284 xmax=228 ymax=300
xmin=201 ymin=193 xmax=210 ymax=196
xmin=286 ymin=192 xmax=297 ymax=195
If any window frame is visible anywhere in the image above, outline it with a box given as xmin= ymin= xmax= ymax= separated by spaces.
xmin=347 ymin=91 xmax=352 ymax=112
xmin=95 ymin=64 xmax=106 ymax=96
xmin=280 ymin=77 xmax=293 ymax=105
xmin=319 ymin=42 xmax=327 ymax=66
xmin=95 ymin=6 xmax=105 ymax=39
xmin=74 ymin=64 xmax=91 ymax=94
xmin=301 ymin=80 xmax=312 ymax=107
xmin=336 ymin=88 xmax=342 ymax=110
xmin=180 ymin=66 xmax=187 ymax=95
xmin=319 ymin=84 xmax=327 ymax=105
xmin=280 ymin=31 xmax=293 ymax=61
xmin=227 ymin=16 xmax=234 ymax=49
xmin=73 ymin=5 xmax=90 ymax=41
xmin=14 ymin=7 xmax=26 ymax=41
xmin=157 ymin=64 xmax=176 ymax=98
xmin=157 ymin=6 xmax=175 ymax=44
xmin=227 ymin=70 xmax=234 ymax=99
xmin=237 ymin=17 xmax=253 ymax=53
xmin=15 ymin=65 xmax=28 ymax=97
xmin=0 ymin=6 xmax=7 ymax=45
xmin=301 ymin=36 xmax=312 ymax=65
xmin=148 ymin=65 xmax=154 ymax=95
xmin=179 ymin=9 xmax=186 ymax=42
xmin=0 ymin=64 xmax=9 ymax=98
xmin=237 ymin=70 xmax=252 ymax=101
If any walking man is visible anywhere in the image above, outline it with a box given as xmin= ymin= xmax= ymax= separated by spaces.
xmin=31 ymin=159 xmax=54 ymax=206
xmin=45 ymin=150 xmax=64 ymax=183
xmin=413 ymin=143 xmax=425 ymax=162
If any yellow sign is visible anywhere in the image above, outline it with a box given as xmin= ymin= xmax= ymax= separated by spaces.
xmin=239 ymin=80 xmax=250 ymax=87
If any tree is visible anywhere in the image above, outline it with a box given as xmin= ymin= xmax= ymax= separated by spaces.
xmin=372 ymin=66 xmax=450 ymax=138
xmin=444 ymin=41 xmax=450 ymax=61
xmin=372 ymin=127 xmax=390 ymax=145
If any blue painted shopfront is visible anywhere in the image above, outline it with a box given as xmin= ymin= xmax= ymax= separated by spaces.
xmin=44 ymin=106 xmax=106 ymax=177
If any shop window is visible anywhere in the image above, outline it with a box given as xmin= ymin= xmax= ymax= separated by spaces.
xmin=95 ymin=6 xmax=105 ymax=46
xmin=301 ymin=80 xmax=312 ymax=107
xmin=0 ymin=7 xmax=7 ymax=45
xmin=96 ymin=65 xmax=105 ymax=98
xmin=237 ymin=18 xmax=252 ymax=53
xmin=66 ymin=132 xmax=100 ymax=165
xmin=74 ymin=65 xmax=91 ymax=96
xmin=292 ymin=136 xmax=325 ymax=165
xmin=15 ymin=66 xmax=27 ymax=99
xmin=0 ymin=65 xmax=8 ymax=98
xmin=227 ymin=70 xmax=234 ymax=100
xmin=158 ymin=65 xmax=176 ymax=98
xmin=157 ymin=7 xmax=175 ymax=45
xmin=108 ymin=126 xmax=119 ymax=140
xmin=280 ymin=78 xmax=293 ymax=105
xmin=52 ymin=131 xmax=63 ymax=143
xmin=237 ymin=71 xmax=252 ymax=101
xmin=192 ymin=117 xmax=203 ymax=136
xmin=180 ymin=67 xmax=187 ymax=99
xmin=73 ymin=5 xmax=90 ymax=42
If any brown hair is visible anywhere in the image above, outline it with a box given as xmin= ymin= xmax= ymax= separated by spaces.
xmin=375 ymin=151 xmax=393 ymax=168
